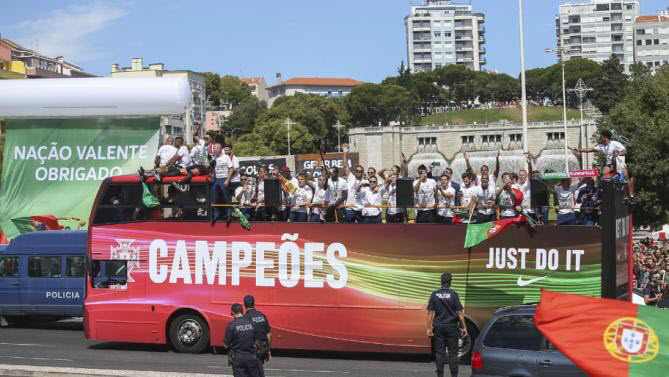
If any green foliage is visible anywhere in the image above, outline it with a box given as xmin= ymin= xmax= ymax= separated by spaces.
xmin=200 ymin=73 xmax=252 ymax=109
xmin=202 ymin=72 xmax=221 ymax=107
xmin=599 ymin=66 xmax=669 ymax=228
xmin=223 ymin=96 xmax=267 ymax=139
xmin=220 ymin=75 xmax=252 ymax=108
xmin=346 ymin=83 xmax=415 ymax=127
xmin=591 ymin=55 xmax=628 ymax=114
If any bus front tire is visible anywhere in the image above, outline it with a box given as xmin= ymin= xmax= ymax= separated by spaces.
xmin=168 ymin=313 xmax=210 ymax=354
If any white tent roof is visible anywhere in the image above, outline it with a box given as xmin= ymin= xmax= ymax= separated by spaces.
xmin=0 ymin=77 xmax=190 ymax=117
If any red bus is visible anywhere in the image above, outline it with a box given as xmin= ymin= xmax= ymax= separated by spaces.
xmin=84 ymin=175 xmax=631 ymax=357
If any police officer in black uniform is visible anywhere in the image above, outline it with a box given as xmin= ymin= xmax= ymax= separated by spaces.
xmin=224 ymin=303 xmax=261 ymax=377
xmin=243 ymin=295 xmax=271 ymax=377
xmin=426 ymin=272 xmax=467 ymax=377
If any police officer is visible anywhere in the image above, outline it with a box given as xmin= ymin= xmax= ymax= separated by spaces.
xmin=427 ymin=272 xmax=467 ymax=377
xmin=243 ymin=295 xmax=271 ymax=377
xmin=223 ymin=303 xmax=261 ymax=377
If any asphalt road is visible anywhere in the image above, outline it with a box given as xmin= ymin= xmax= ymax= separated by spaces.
xmin=0 ymin=319 xmax=472 ymax=377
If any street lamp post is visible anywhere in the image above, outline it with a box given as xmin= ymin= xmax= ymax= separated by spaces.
xmin=569 ymin=79 xmax=593 ymax=168
xmin=333 ymin=120 xmax=344 ymax=152
xmin=518 ymin=0 xmax=529 ymax=154
xmin=284 ymin=117 xmax=293 ymax=156
xmin=545 ymin=47 xmax=570 ymax=175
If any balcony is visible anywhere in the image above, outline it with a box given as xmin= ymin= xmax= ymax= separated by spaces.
xmin=479 ymin=47 xmax=486 ymax=54
xmin=456 ymin=45 xmax=473 ymax=51
xmin=479 ymin=37 xmax=485 ymax=44
xmin=456 ymin=57 xmax=474 ymax=62
xmin=480 ymin=58 xmax=487 ymax=65
xmin=479 ymin=25 xmax=486 ymax=33
xmin=455 ymin=35 xmax=473 ymax=41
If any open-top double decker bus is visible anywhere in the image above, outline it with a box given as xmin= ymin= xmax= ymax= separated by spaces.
xmin=84 ymin=174 xmax=631 ymax=358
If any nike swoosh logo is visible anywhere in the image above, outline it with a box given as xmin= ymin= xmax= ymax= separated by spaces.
xmin=517 ymin=276 xmax=548 ymax=287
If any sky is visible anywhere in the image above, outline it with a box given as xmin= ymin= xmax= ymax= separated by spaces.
xmin=3 ymin=0 xmax=669 ymax=83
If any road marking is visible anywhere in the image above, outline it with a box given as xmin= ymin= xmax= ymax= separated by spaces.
xmin=0 ymin=364 xmax=231 ymax=377
xmin=0 ymin=343 xmax=40 ymax=347
xmin=266 ymin=368 xmax=349 ymax=374
xmin=516 ymin=275 xmax=548 ymax=287
xmin=0 ymin=356 xmax=73 ymax=362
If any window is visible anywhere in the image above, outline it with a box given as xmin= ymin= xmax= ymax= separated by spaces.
xmin=66 ymin=256 xmax=85 ymax=277
xmin=637 ymin=40 xmax=642 ymax=46
xmin=611 ymin=3 xmax=622 ymax=10
xmin=595 ymin=4 xmax=609 ymax=11
xmin=93 ymin=182 xmax=209 ymax=225
xmin=637 ymin=29 xmax=645 ymax=35
xmin=0 ymin=256 xmax=19 ymax=278
xmin=483 ymin=315 xmax=543 ymax=351
xmin=646 ymin=39 xmax=652 ymax=46
xmin=91 ymin=260 xmax=127 ymax=289
xmin=444 ymin=32 xmax=451 ymax=37
xmin=434 ymin=32 xmax=441 ymax=37
xmin=654 ymin=39 xmax=660 ymax=45
xmin=28 ymin=256 xmax=61 ymax=278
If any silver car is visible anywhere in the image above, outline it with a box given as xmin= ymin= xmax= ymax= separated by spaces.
xmin=471 ymin=304 xmax=587 ymax=377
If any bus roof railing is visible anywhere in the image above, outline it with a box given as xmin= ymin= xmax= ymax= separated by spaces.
xmin=2 ymin=230 xmax=87 ymax=255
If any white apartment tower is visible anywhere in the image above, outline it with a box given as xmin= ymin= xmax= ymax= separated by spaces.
xmin=555 ymin=0 xmax=640 ymax=72
xmin=633 ymin=12 xmax=669 ymax=72
xmin=405 ymin=0 xmax=486 ymax=72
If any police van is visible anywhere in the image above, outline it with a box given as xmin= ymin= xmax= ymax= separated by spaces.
xmin=0 ymin=230 xmax=87 ymax=322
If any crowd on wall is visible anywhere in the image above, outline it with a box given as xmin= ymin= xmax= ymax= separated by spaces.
xmin=634 ymin=237 xmax=669 ymax=308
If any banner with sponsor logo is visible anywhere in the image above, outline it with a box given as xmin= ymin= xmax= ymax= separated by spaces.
xmin=0 ymin=117 xmax=159 ymax=239
xmin=239 ymin=158 xmax=287 ymax=177
xmin=295 ymin=152 xmax=358 ymax=178
xmin=88 ymin=222 xmax=603 ymax=352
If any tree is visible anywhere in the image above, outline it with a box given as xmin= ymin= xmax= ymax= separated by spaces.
xmin=525 ymin=67 xmax=549 ymax=102
xmin=202 ymin=72 xmax=221 ymax=107
xmin=346 ymin=83 xmax=415 ymax=127
xmin=219 ymin=75 xmax=252 ymax=109
xmin=591 ymin=55 xmax=627 ymax=114
xmin=598 ymin=66 xmax=669 ymax=228
xmin=222 ymin=96 xmax=267 ymax=139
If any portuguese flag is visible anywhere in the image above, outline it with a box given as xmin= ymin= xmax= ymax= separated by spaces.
xmin=535 ymin=290 xmax=669 ymax=377
xmin=463 ymin=215 xmax=526 ymax=248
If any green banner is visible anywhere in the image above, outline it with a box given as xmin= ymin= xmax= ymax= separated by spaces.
xmin=0 ymin=117 xmax=160 ymax=239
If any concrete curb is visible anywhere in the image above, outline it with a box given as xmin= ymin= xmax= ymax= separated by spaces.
xmin=0 ymin=364 xmax=231 ymax=377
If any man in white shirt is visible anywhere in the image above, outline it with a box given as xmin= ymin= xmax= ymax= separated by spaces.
xmin=234 ymin=174 xmax=256 ymax=221
xmin=384 ymin=172 xmax=405 ymax=223
xmin=572 ymin=129 xmax=634 ymax=202
xmin=343 ymin=146 xmax=367 ymax=223
xmin=289 ymin=173 xmax=313 ymax=223
xmin=174 ymin=137 xmax=192 ymax=168
xmin=212 ymin=143 xmax=230 ymax=220
xmin=496 ymin=173 xmax=521 ymax=220
xmin=325 ymin=166 xmax=347 ymax=223
xmin=435 ymin=174 xmax=456 ymax=224
xmin=310 ymin=175 xmax=328 ymax=223
xmin=464 ymin=151 xmax=500 ymax=187
xmin=517 ymin=154 xmax=534 ymax=221
xmin=361 ymin=176 xmax=385 ymax=224
xmin=154 ymin=136 xmax=177 ymax=170
xmin=459 ymin=172 xmax=478 ymax=214
xmin=555 ymin=178 xmax=579 ymax=225
xmin=414 ymin=165 xmax=437 ymax=223
xmin=190 ymin=135 xmax=207 ymax=166
xmin=472 ymin=174 xmax=497 ymax=223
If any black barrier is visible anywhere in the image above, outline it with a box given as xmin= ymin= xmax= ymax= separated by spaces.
xmin=264 ymin=179 xmax=282 ymax=207
xmin=599 ymin=180 xmax=631 ymax=300
xmin=396 ymin=178 xmax=415 ymax=208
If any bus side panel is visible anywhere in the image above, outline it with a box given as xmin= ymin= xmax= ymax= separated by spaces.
xmin=86 ymin=222 xmax=601 ymax=353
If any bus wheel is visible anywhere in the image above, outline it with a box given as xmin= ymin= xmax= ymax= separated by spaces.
xmin=169 ymin=314 xmax=210 ymax=353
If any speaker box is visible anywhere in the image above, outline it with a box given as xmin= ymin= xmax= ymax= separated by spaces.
xmin=396 ymin=178 xmax=415 ymax=208
xmin=264 ymin=179 xmax=282 ymax=207
xmin=530 ymin=179 xmax=549 ymax=208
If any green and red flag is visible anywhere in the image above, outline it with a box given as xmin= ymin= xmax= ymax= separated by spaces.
xmin=10 ymin=215 xmax=63 ymax=233
xmin=463 ymin=215 xmax=526 ymax=248
xmin=535 ymin=290 xmax=669 ymax=377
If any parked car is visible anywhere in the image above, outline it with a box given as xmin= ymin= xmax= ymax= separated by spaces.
xmin=471 ymin=304 xmax=587 ymax=377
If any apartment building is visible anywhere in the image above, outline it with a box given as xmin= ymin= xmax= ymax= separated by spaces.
xmin=555 ymin=0 xmax=640 ymax=72
xmin=266 ymin=76 xmax=364 ymax=107
xmin=633 ymin=13 xmax=669 ymax=71
xmin=0 ymin=38 xmax=94 ymax=78
xmin=111 ymin=58 xmax=206 ymax=141
xmin=240 ymin=77 xmax=269 ymax=104
xmin=404 ymin=0 xmax=486 ymax=72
